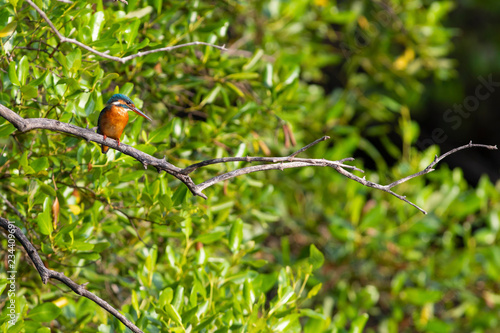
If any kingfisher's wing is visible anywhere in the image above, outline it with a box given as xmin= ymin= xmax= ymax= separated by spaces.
xmin=96 ymin=105 xmax=111 ymax=135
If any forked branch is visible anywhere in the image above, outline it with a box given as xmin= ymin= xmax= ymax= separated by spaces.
xmin=25 ymin=0 xmax=231 ymax=64
xmin=1 ymin=103 xmax=497 ymax=214
xmin=0 ymin=217 xmax=144 ymax=333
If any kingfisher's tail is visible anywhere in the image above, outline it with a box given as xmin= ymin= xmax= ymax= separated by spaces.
xmin=101 ymin=145 xmax=109 ymax=154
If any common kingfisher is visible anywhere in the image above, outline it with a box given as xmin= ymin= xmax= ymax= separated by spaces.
xmin=97 ymin=94 xmax=152 ymax=153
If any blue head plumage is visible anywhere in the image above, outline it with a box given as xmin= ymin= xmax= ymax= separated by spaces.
xmin=106 ymin=94 xmax=133 ymax=106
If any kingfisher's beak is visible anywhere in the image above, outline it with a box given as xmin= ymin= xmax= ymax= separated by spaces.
xmin=130 ymin=106 xmax=152 ymax=122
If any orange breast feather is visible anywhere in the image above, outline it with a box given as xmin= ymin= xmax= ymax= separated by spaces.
xmin=97 ymin=105 xmax=129 ymax=153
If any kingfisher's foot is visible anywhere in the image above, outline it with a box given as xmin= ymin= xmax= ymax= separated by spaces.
xmin=117 ymin=139 xmax=120 ymax=147
xmin=103 ymin=134 xmax=107 ymax=140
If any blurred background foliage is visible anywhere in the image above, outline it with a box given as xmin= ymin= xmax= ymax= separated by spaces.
xmin=0 ymin=0 xmax=499 ymax=332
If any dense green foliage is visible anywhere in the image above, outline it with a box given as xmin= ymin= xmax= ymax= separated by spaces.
xmin=1 ymin=0 xmax=499 ymax=332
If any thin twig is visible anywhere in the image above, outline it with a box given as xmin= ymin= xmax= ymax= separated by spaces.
xmin=180 ymin=155 xmax=362 ymax=175
xmin=0 ymin=217 xmax=144 ymax=333
xmin=0 ymin=191 xmax=39 ymax=242
xmin=116 ymin=209 xmax=149 ymax=246
xmin=0 ymin=192 xmax=27 ymax=224
xmin=195 ymin=160 xmax=356 ymax=192
xmin=25 ymin=0 xmax=231 ymax=64
xmin=287 ymin=135 xmax=330 ymax=160
xmin=386 ymin=141 xmax=498 ymax=189
xmin=0 ymin=103 xmax=497 ymax=214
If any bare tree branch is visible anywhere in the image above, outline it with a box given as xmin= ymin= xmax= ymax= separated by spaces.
xmin=0 ymin=103 xmax=497 ymax=214
xmin=25 ymin=0 xmax=232 ymax=64
xmin=385 ymin=142 xmax=497 ymax=188
xmin=0 ymin=217 xmax=144 ymax=333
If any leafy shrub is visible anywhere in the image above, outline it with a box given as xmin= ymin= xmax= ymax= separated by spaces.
xmin=1 ymin=0 xmax=499 ymax=332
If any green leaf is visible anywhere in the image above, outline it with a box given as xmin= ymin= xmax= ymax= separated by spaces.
xmin=194 ymin=313 xmax=217 ymax=332
xmin=120 ymin=83 xmax=134 ymax=96
xmin=269 ymin=286 xmax=294 ymax=315
xmin=153 ymin=0 xmax=162 ymax=14
xmin=243 ymin=279 xmax=255 ymax=310
xmin=93 ymin=242 xmax=110 ymax=253
xmin=263 ymin=63 xmax=273 ymax=88
xmin=125 ymin=20 xmax=141 ymax=46
xmin=243 ymin=49 xmax=264 ymax=71
xmin=308 ymin=244 xmax=324 ymax=270
xmin=148 ymin=125 xmax=172 ymax=144
xmin=41 ymin=242 xmax=54 ymax=255
xmin=348 ymin=313 xmax=369 ymax=333
xmin=90 ymin=12 xmax=105 ymax=42
xmin=134 ymin=144 xmax=157 ymax=155
xmin=131 ymin=290 xmax=139 ymax=314
xmin=164 ymin=303 xmax=183 ymax=326
xmin=8 ymin=61 xmax=20 ymax=86
xmin=228 ymin=218 xmax=243 ymax=252
xmin=21 ymin=85 xmax=38 ymax=100
xmin=183 ymin=217 xmax=192 ymax=239
xmin=31 ymin=157 xmax=49 ymax=173
xmin=300 ymin=308 xmax=326 ymax=320
xmin=89 ymin=38 xmax=117 ymax=48
xmin=66 ymin=48 xmax=82 ymax=71
xmin=85 ymin=93 xmax=96 ymax=117
xmin=0 ymin=280 xmax=7 ymax=295
xmin=274 ymin=313 xmax=301 ymax=332
xmin=0 ymin=122 xmax=16 ymax=138
xmin=172 ymin=286 xmax=184 ymax=310
xmin=225 ymin=82 xmax=245 ymax=98
xmin=401 ymin=288 xmax=443 ymax=306
xmin=307 ymin=283 xmax=322 ymax=299
xmin=225 ymin=72 xmax=259 ymax=80
xmin=283 ymin=66 xmax=300 ymax=86
xmin=172 ymin=186 xmax=188 ymax=206
xmin=0 ymin=21 xmax=17 ymax=37
xmin=19 ymin=151 xmax=28 ymax=169
xmin=71 ymin=241 xmax=94 ymax=251
xmin=18 ymin=56 xmax=29 ymax=86
xmin=200 ymin=85 xmax=221 ymax=106
xmin=100 ymin=73 xmax=120 ymax=86
xmin=194 ymin=231 xmax=226 ymax=244
xmin=119 ymin=170 xmax=144 ymax=182
xmin=77 ymin=252 xmax=100 ymax=261
xmin=28 ymin=303 xmax=61 ymax=322
xmin=125 ymin=6 xmax=153 ymax=19
xmin=37 ymin=182 xmax=56 ymax=197
xmin=7 ymin=320 xmax=24 ymax=333
xmin=181 ymin=306 xmax=198 ymax=325
xmin=159 ymin=287 xmax=174 ymax=308
xmin=36 ymin=197 xmax=53 ymax=236
xmin=145 ymin=246 xmax=158 ymax=275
